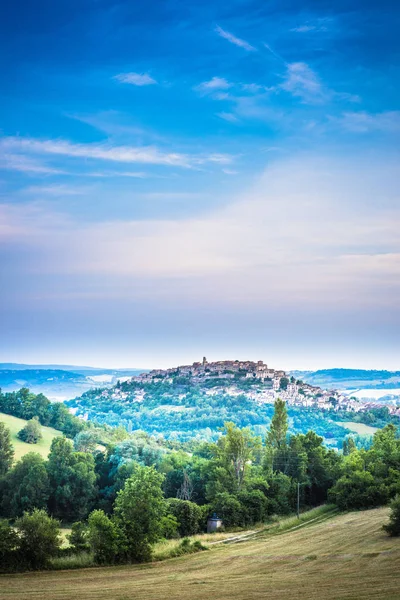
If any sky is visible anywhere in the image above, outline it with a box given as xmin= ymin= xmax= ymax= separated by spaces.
xmin=0 ymin=0 xmax=399 ymax=370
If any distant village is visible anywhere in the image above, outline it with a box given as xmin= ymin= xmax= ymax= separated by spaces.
xmin=115 ymin=357 xmax=398 ymax=415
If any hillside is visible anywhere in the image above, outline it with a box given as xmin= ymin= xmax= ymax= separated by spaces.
xmin=0 ymin=413 xmax=62 ymax=461
xmin=291 ymin=368 xmax=400 ymax=390
xmin=1 ymin=508 xmax=399 ymax=600
xmin=0 ymin=364 xmax=146 ymax=400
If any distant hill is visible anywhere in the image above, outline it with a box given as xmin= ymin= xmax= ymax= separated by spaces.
xmin=291 ymin=368 xmax=400 ymax=389
xmin=0 ymin=364 xmax=148 ymax=400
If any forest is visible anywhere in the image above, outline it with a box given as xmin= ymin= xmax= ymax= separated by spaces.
xmin=64 ymin=379 xmax=397 ymax=448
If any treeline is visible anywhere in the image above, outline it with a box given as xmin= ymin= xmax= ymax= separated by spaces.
xmin=0 ymin=388 xmax=86 ymax=438
xmin=1 ymin=397 xmax=400 ymax=572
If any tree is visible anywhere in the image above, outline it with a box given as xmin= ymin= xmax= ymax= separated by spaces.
xmin=15 ymin=509 xmax=61 ymax=570
xmin=383 ymin=495 xmax=400 ymax=537
xmin=0 ymin=422 xmax=14 ymax=476
xmin=211 ymin=492 xmax=243 ymax=527
xmin=0 ymin=519 xmax=20 ymax=572
xmin=18 ymin=417 xmax=42 ymax=444
xmin=1 ymin=452 xmax=50 ymax=518
xmin=67 ymin=521 xmax=89 ymax=553
xmin=328 ymin=470 xmax=387 ymax=510
xmin=87 ymin=510 xmax=120 ymax=564
xmin=279 ymin=377 xmax=289 ymax=391
xmin=47 ymin=437 xmax=97 ymax=521
xmin=267 ymin=399 xmax=288 ymax=451
xmin=266 ymin=399 xmax=289 ymax=472
xmin=166 ymin=498 xmax=203 ymax=537
xmin=74 ymin=430 xmax=98 ymax=453
xmin=114 ymin=465 xmax=165 ymax=562
xmin=216 ymin=422 xmax=260 ymax=491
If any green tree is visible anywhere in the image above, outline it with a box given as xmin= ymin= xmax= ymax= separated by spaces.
xmin=0 ymin=519 xmax=20 ymax=571
xmin=88 ymin=510 xmax=121 ymax=564
xmin=211 ymin=492 xmax=243 ymax=527
xmin=67 ymin=521 xmax=89 ymax=553
xmin=73 ymin=430 xmax=98 ymax=453
xmin=0 ymin=422 xmax=14 ymax=476
xmin=279 ymin=377 xmax=289 ymax=391
xmin=383 ymin=495 xmax=400 ymax=537
xmin=114 ymin=465 xmax=165 ymax=562
xmin=17 ymin=417 xmax=42 ymax=444
xmin=206 ymin=422 xmax=261 ymax=500
xmin=267 ymin=399 xmax=288 ymax=450
xmin=15 ymin=509 xmax=61 ymax=570
xmin=1 ymin=452 xmax=50 ymax=518
xmin=47 ymin=437 xmax=97 ymax=521
xmin=166 ymin=498 xmax=203 ymax=537
xmin=265 ymin=398 xmax=289 ymax=472
xmin=328 ymin=470 xmax=387 ymax=510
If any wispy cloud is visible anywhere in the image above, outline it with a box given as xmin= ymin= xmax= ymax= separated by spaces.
xmin=194 ymin=77 xmax=233 ymax=94
xmin=114 ymin=72 xmax=157 ymax=86
xmin=22 ymin=184 xmax=90 ymax=196
xmin=333 ymin=111 xmax=400 ymax=133
xmin=281 ymin=62 xmax=327 ymax=103
xmin=217 ymin=112 xmax=239 ymax=123
xmin=0 ymin=137 xmax=232 ymax=169
xmin=215 ymin=25 xmax=256 ymax=52
xmin=290 ymin=17 xmax=333 ymax=33
xmin=0 ymin=153 xmax=66 ymax=175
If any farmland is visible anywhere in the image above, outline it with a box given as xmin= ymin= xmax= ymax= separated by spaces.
xmin=0 ymin=412 xmax=61 ymax=461
xmin=1 ymin=507 xmax=399 ymax=600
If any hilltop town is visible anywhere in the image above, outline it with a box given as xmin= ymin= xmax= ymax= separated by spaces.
xmin=121 ymin=357 xmax=369 ymax=414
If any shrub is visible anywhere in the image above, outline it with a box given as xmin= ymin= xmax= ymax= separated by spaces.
xmin=67 ymin=521 xmax=89 ymax=553
xmin=166 ymin=499 xmax=203 ymax=537
xmin=18 ymin=417 xmax=42 ymax=444
xmin=383 ymin=495 xmax=400 ymax=536
xmin=160 ymin=513 xmax=179 ymax=539
xmin=211 ymin=492 xmax=244 ymax=527
xmin=88 ymin=509 xmax=121 ymax=565
xmin=15 ymin=509 xmax=61 ymax=570
xmin=0 ymin=519 xmax=20 ymax=572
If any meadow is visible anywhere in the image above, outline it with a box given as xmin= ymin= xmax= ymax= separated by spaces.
xmin=338 ymin=420 xmax=379 ymax=436
xmin=0 ymin=412 xmax=61 ymax=461
xmin=1 ymin=507 xmax=399 ymax=600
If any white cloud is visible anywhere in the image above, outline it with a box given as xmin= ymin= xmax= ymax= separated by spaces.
xmin=0 ymin=137 xmax=232 ymax=169
xmin=114 ymin=72 xmax=157 ymax=86
xmin=0 ymin=153 xmax=66 ymax=175
xmin=281 ymin=62 xmax=327 ymax=103
xmin=194 ymin=77 xmax=233 ymax=94
xmin=215 ymin=25 xmax=256 ymax=52
xmin=217 ymin=112 xmax=239 ymax=123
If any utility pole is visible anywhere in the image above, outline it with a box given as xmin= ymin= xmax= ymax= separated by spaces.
xmin=297 ymin=482 xmax=300 ymax=519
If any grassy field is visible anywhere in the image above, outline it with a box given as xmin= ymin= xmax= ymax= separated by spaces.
xmin=338 ymin=420 xmax=379 ymax=436
xmin=1 ymin=507 xmax=399 ymax=600
xmin=0 ymin=412 xmax=62 ymax=461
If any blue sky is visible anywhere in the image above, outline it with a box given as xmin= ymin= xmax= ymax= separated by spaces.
xmin=0 ymin=0 xmax=399 ymax=369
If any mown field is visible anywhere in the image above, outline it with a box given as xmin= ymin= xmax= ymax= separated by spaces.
xmin=0 ymin=412 xmax=61 ymax=460
xmin=1 ymin=507 xmax=399 ymax=600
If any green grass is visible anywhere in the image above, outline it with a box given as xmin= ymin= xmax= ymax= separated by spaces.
xmin=0 ymin=412 xmax=62 ymax=461
xmin=50 ymin=553 xmax=95 ymax=570
xmin=338 ymin=421 xmax=379 ymax=435
xmin=1 ymin=507 xmax=399 ymax=599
